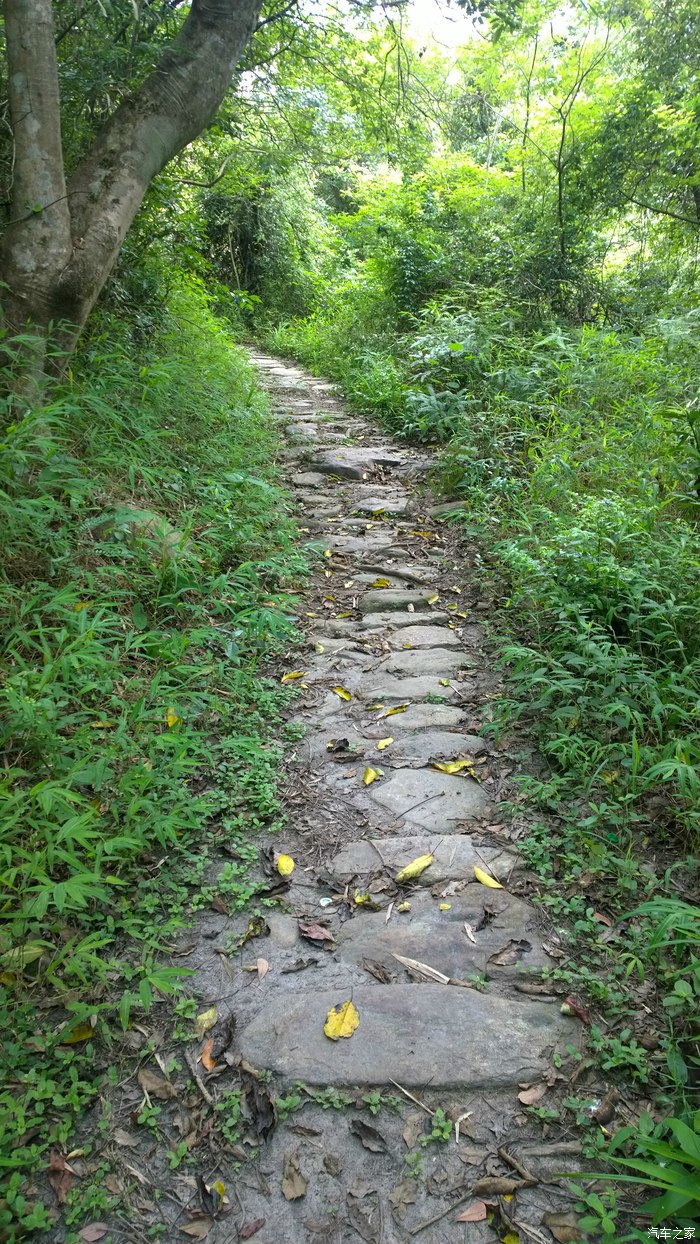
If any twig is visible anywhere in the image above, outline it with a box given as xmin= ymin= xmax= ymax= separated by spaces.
xmin=497 ymin=1147 xmax=538 ymax=1184
xmin=185 ymin=1047 xmax=215 ymax=1107
xmin=388 ymin=1078 xmax=434 ymax=1116
xmin=408 ymin=1191 xmax=470 ymax=1235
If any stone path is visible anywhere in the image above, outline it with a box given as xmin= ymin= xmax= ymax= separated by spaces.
xmin=168 ymin=354 xmax=582 ymax=1241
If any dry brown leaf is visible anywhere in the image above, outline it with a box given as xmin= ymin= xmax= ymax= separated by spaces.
xmin=180 ymin=1221 xmax=213 ymax=1239
xmin=48 ymin=1151 xmax=74 ymax=1204
xmin=388 ymin=1179 xmax=417 ymax=1220
xmin=240 ymin=1221 xmax=266 ymax=1240
xmin=80 ymin=1225 xmax=109 ymax=1242
xmin=488 ymin=939 xmax=532 ymax=967
xmin=455 ymin=1201 xmax=487 ymax=1222
xmin=137 ymin=1067 xmax=177 ymax=1100
xmin=518 ymin=1083 xmax=548 ymax=1106
xmin=350 ymin=1119 xmax=388 ymax=1153
xmin=541 ymin=1211 xmax=584 ymax=1243
xmin=281 ymin=1152 xmax=307 ymax=1200
xmin=473 ymin=1176 xmax=530 ymax=1196
xmin=361 ymin=959 xmax=395 ymax=984
xmin=112 ymin=1127 xmax=139 ymax=1147
xmin=256 ymin=957 xmax=270 ymax=980
xmin=298 ymin=920 xmax=335 ymax=947
xmin=200 ymin=1039 xmax=216 ymax=1072
xmin=403 ymin=1113 xmax=424 ymax=1149
xmin=324 ymin=1154 xmax=343 ymax=1176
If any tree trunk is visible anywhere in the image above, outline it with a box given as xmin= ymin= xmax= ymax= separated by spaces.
xmin=0 ymin=0 xmax=263 ymax=367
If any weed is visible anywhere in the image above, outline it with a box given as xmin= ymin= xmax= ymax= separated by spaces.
xmin=419 ymin=1108 xmax=452 ymax=1146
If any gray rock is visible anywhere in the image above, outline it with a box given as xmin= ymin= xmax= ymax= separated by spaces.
xmin=360 ymin=611 xmax=450 ymax=630
xmin=359 ymin=590 xmax=438 ymax=615
xmin=425 ymin=501 xmax=465 ymax=518
xmin=291 ymin=472 xmax=332 ymax=487
xmin=376 ymin=649 xmax=474 ymax=677
xmin=377 ymin=730 xmax=485 ymax=764
xmin=266 ymin=913 xmax=301 ymax=948
xmin=356 ymin=674 xmax=458 ymax=702
xmin=310 ymin=448 xmax=405 ymax=480
xmin=338 ymin=887 xmax=551 ymax=980
xmin=329 ymin=835 xmax=515 ymax=884
xmin=387 ymin=625 xmax=460 ymax=649
xmin=375 ymin=704 xmax=465 ymax=730
xmin=354 ymin=496 xmax=409 ymax=516
xmin=365 ymin=768 xmax=490 ymax=827
xmin=238 ymin=984 xmax=579 ymax=1087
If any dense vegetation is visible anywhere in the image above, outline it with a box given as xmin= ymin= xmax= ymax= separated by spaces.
xmin=1 ymin=0 xmax=699 ymax=1237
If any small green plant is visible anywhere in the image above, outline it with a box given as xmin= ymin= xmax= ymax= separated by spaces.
xmin=276 ymin=1092 xmax=303 ymax=1120
xmin=305 ymin=1087 xmax=353 ymax=1111
xmin=419 ymin=1108 xmax=452 ymax=1146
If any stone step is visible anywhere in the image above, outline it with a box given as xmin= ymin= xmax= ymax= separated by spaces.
xmin=387 ymin=624 xmax=460 ymax=648
xmin=337 ymin=886 xmax=551 ymax=982
xmin=305 ymin=727 xmax=485 ymax=768
xmin=360 ymin=589 xmax=437 ymax=614
xmin=376 ymin=649 xmax=475 ymax=677
xmin=310 ymin=448 xmax=407 ymax=478
xmin=364 ymin=767 xmax=489 ymax=827
xmin=238 ymin=984 xmax=579 ymax=1087
xmin=330 ymin=833 xmax=513 ymax=884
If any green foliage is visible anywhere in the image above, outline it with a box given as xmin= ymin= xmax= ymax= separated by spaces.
xmin=0 ymin=277 xmax=305 ymax=1236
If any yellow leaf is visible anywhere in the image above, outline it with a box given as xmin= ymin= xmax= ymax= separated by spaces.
xmin=438 ymin=679 xmax=451 ymax=687
xmin=166 ymin=707 xmax=180 ymax=728
xmin=456 ymin=611 xmax=468 ymax=618
xmin=377 ymin=737 xmax=393 ymax=751
xmin=343 ymin=580 xmax=355 ymax=588
xmin=427 ymin=593 xmax=439 ymax=605
xmin=369 ymin=578 xmax=391 ymax=588
xmin=450 ymin=585 xmax=462 ymax=594
xmin=0 ymin=971 xmax=16 ymax=986
xmin=323 ymin=569 xmax=332 ymax=578
xmin=337 ymin=612 xmax=353 ymax=618
xmin=363 ymin=766 xmax=382 ymax=785
xmin=195 ymin=1005 xmax=218 ymax=1039
xmin=324 ymin=999 xmax=360 ymax=1041
xmin=73 ymin=601 xmax=89 ymax=612
xmin=439 ymin=903 xmax=452 ymax=910
xmin=211 ymin=1180 xmax=226 ymax=1201
xmin=473 ymin=866 xmax=503 ymax=889
xmin=396 ymin=901 xmax=411 ymax=913
xmin=281 ymin=670 xmax=306 ymax=683
xmin=324 ymin=595 xmax=336 ymax=602
xmin=332 ymin=686 xmax=352 ymax=701
xmin=276 ymin=854 xmax=295 ymax=876
xmin=432 ymin=758 xmax=475 ymax=776
xmin=59 ymin=1022 xmax=95 ymax=1044
xmin=411 ymin=529 xmax=432 ymax=539
xmin=502 ymin=1234 xmax=520 ymax=1244
xmin=314 ymin=643 xmax=325 ymax=653
xmin=354 ymin=892 xmax=372 ymax=906
xmin=377 ymin=703 xmax=409 ymax=719
xmin=90 ymin=719 xmax=115 ymax=729
xmin=323 ymin=549 xmax=332 ymax=558
xmin=395 ymin=853 xmax=434 ymax=883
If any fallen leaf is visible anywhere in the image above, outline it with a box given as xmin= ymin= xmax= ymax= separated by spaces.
xmin=276 ymin=853 xmax=295 ymax=876
xmin=369 ymin=578 xmax=391 ymax=588
xmin=331 ymin=685 xmax=352 ymax=701
xmin=403 ymin=1113 xmax=424 ymax=1148
xmin=256 ymin=957 xmax=270 ymax=980
xmin=592 ymin=1087 xmax=619 ymax=1125
xmin=48 ymin=1151 xmax=74 ymax=1204
xmin=298 ymin=920 xmax=335 ymax=947
xmin=455 ymin=1201 xmax=488 ymax=1222
xmin=241 ymin=1068 xmax=277 ymax=1142
xmin=238 ymin=915 xmax=270 ymax=946
xmin=210 ymin=894 xmax=230 ymax=915
xmin=439 ymin=903 xmax=452 ymax=911
xmin=541 ymin=1211 xmax=583 ymax=1243
xmin=282 ymin=1152 xmax=307 ymax=1200
xmin=137 ymin=1067 xmax=177 ymax=1100
xmin=377 ymin=737 xmax=393 ymax=750
xmin=281 ymin=670 xmax=306 ymax=683
xmin=561 ymin=995 xmax=591 ymax=1024
xmin=488 ymin=939 xmax=532 ymax=967
xmin=392 ymin=953 xmax=449 ymax=984
xmin=363 ymin=766 xmax=381 ymax=786
xmin=281 ymin=957 xmax=319 ymax=973
xmin=240 ymin=1221 xmax=266 ymax=1240
xmin=463 ymin=922 xmax=477 ymax=943
xmin=518 ymin=1083 xmax=548 ymax=1106
xmin=194 ymin=1005 xmax=217 ymax=1040
xmin=324 ymin=999 xmax=360 ymax=1041
xmin=388 ymin=1179 xmax=417 ymax=1220
xmin=314 ymin=643 xmax=325 ymax=653
xmin=80 ymin=1225 xmax=109 ymax=1242
xmin=473 ymin=865 xmax=503 ymax=889
xmin=166 ymin=707 xmax=180 ymax=728
xmin=350 ymin=1119 xmax=388 ymax=1154
xmin=180 ymin=1221 xmax=213 ymax=1239
xmin=113 ymin=1128 xmax=139 ymax=1148
xmin=396 ymin=900 xmax=411 ymax=913
xmin=432 ymin=758 xmax=475 ymax=776
xmin=201 ymin=1039 xmax=216 ymax=1072
xmin=361 ymin=959 xmax=395 ymax=984
xmin=395 ymin=853 xmax=433 ymax=883
xmin=427 ymin=593 xmax=439 ymax=604
xmin=377 ymin=703 xmax=409 ymax=719
xmin=438 ymin=678 xmax=451 ymax=687
xmin=59 ymin=1022 xmax=95 ymax=1045
xmin=473 ymin=1176 xmax=530 ymax=1196
xmin=324 ymin=1154 xmax=343 ymax=1176
xmin=0 ymin=940 xmax=51 ymax=970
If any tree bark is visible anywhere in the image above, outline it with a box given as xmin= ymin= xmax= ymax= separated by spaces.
xmin=0 ymin=0 xmax=263 ymax=360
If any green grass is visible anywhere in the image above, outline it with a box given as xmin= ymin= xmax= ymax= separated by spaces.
xmin=0 ymin=278 xmax=307 ymax=1239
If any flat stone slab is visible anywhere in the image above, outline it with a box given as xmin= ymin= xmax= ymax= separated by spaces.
xmin=376 ymin=729 xmax=485 ymax=764
xmin=377 ymin=649 xmax=474 ymax=677
xmin=388 ymin=625 xmax=460 ymax=648
xmin=338 ymin=887 xmax=551 ymax=980
xmin=238 ymin=984 xmax=579 ymax=1087
xmin=330 ymin=834 xmax=511 ymax=884
xmin=375 ymin=703 xmax=466 ymax=730
xmin=310 ymin=448 xmax=405 ymax=479
xmin=291 ymin=472 xmax=330 ymax=487
xmin=360 ymin=589 xmax=438 ymax=615
xmin=354 ymin=496 xmax=410 ymax=516
xmin=361 ymin=611 xmax=450 ymax=631
xmin=357 ymin=674 xmax=459 ymax=702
